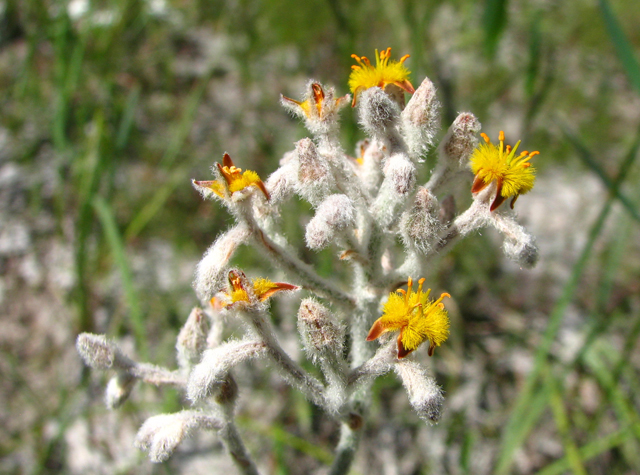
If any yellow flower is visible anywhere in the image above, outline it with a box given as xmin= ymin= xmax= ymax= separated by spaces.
xmin=349 ymin=47 xmax=415 ymax=106
xmin=193 ymin=153 xmax=270 ymax=200
xmin=366 ymin=277 xmax=450 ymax=358
xmin=215 ymin=270 xmax=299 ymax=309
xmin=281 ymin=82 xmax=347 ymax=120
xmin=470 ymin=131 xmax=539 ymax=211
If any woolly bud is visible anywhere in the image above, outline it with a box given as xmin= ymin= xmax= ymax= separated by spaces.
xmin=135 ymin=411 xmax=223 ymax=463
xmin=384 ymin=153 xmax=416 ymax=195
xmin=193 ymin=224 xmax=249 ymax=301
xmin=294 ymin=138 xmax=334 ymax=206
xmin=394 ymin=360 xmax=444 ymax=424
xmin=490 ymin=212 xmax=539 ymax=268
xmin=265 ymin=160 xmax=296 ymax=205
xmin=297 ymin=298 xmax=344 ymax=359
xmin=176 ymin=307 xmax=209 ymax=370
xmin=440 ymin=112 xmax=481 ymax=166
xmin=402 ymin=187 xmax=443 ymax=254
xmin=187 ymin=340 xmax=266 ymax=402
xmin=76 ymin=333 xmax=133 ymax=371
xmin=305 ymin=194 xmax=355 ymax=250
xmin=105 ymin=372 xmax=136 ymax=409
xmin=358 ymin=88 xmax=404 ymax=154
xmin=401 ymin=76 xmax=440 ymax=160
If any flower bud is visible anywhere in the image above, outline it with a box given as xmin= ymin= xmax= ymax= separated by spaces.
xmin=135 ymin=411 xmax=222 ymax=463
xmin=305 ymin=194 xmax=355 ymax=250
xmin=394 ymin=360 xmax=444 ymax=424
xmin=76 ymin=333 xmax=133 ymax=371
xmin=193 ymin=224 xmax=249 ymax=301
xmin=440 ymin=112 xmax=481 ymax=166
xmin=187 ymin=340 xmax=266 ymax=402
xmin=294 ymin=138 xmax=334 ymax=206
xmin=176 ymin=307 xmax=209 ymax=370
xmin=384 ymin=153 xmax=416 ymax=195
xmin=402 ymin=187 xmax=443 ymax=254
xmin=401 ymin=76 xmax=440 ymax=159
xmin=358 ymin=88 xmax=404 ymax=154
xmin=297 ymin=298 xmax=344 ymax=359
xmin=105 ymin=372 xmax=136 ymax=409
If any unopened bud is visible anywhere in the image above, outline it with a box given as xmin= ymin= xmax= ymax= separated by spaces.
xmin=394 ymin=360 xmax=444 ymax=424
xmin=105 ymin=372 xmax=136 ymax=409
xmin=76 ymin=333 xmax=132 ymax=371
xmin=193 ymin=225 xmax=249 ymax=301
xmin=504 ymin=236 xmax=539 ymax=268
xmin=176 ymin=307 xmax=209 ymax=370
xmin=187 ymin=340 xmax=266 ymax=402
xmin=294 ymin=138 xmax=334 ymax=206
xmin=401 ymin=76 xmax=440 ymax=159
xmin=384 ymin=154 xmax=416 ymax=195
xmin=402 ymin=187 xmax=443 ymax=253
xmin=135 ymin=411 xmax=223 ymax=463
xmin=305 ymin=194 xmax=355 ymax=250
xmin=440 ymin=112 xmax=481 ymax=166
xmin=265 ymin=160 xmax=296 ymax=205
xmin=297 ymin=298 xmax=344 ymax=359
xmin=358 ymin=88 xmax=403 ymax=153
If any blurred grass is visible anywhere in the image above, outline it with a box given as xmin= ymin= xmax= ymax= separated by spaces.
xmin=1 ymin=0 xmax=640 ymax=473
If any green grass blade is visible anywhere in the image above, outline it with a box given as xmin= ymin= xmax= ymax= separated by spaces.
xmin=537 ymin=428 xmax=633 ymax=475
xmin=483 ymin=0 xmax=508 ymax=57
xmin=560 ymin=122 xmax=640 ymax=223
xmin=549 ymin=377 xmax=587 ymax=475
xmin=92 ymin=196 xmax=148 ymax=358
xmin=599 ymin=0 xmax=640 ymax=94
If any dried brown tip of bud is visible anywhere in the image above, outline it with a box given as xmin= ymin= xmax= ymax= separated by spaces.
xmin=214 ymin=374 xmax=239 ymax=406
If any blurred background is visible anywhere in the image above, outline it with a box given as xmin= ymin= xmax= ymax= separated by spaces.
xmin=1 ymin=0 xmax=639 ymax=473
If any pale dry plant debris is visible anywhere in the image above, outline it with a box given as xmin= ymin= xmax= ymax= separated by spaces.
xmin=77 ymin=47 xmax=541 ymax=474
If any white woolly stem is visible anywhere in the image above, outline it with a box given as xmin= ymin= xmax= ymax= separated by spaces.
xmin=217 ymin=421 xmax=262 ymax=475
xmin=242 ymin=308 xmax=327 ymax=409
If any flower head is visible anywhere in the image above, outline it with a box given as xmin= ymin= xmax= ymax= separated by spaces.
xmin=193 ymin=153 xmax=269 ymax=201
xmin=470 ymin=131 xmax=539 ymax=211
xmin=366 ymin=277 xmax=450 ymax=358
xmin=281 ymin=82 xmax=348 ymax=121
xmin=215 ymin=269 xmax=298 ymax=309
xmin=349 ymin=47 xmax=415 ymax=106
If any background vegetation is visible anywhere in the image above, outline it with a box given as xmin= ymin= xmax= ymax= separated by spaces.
xmin=1 ymin=0 xmax=639 ymax=473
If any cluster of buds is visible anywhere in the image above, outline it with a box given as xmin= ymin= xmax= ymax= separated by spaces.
xmin=77 ymin=47 xmax=540 ymax=473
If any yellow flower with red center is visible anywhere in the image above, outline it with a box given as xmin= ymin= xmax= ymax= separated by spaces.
xmin=366 ymin=277 xmax=450 ymax=358
xmin=214 ymin=270 xmax=299 ymax=309
xmin=193 ymin=153 xmax=269 ymax=200
xmin=348 ymin=47 xmax=415 ymax=106
xmin=470 ymin=131 xmax=539 ymax=211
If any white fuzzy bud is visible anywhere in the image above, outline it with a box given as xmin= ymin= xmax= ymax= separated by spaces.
xmin=294 ymin=138 xmax=335 ymax=206
xmin=358 ymin=88 xmax=404 ymax=154
xmin=297 ymin=298 xmax=344 ymax=359
xmin=401 ymin=187 xmax=444 ymax=254
xmin=105 ymin=372 xmax=136 ymax=409
xmin=135 ymin=411 xmax=223 ymax=463
xmin=394 ymin=360 xmax=444 ymax=424
xmin=440 ymin=112 xmax=481 ymax=166
xmin=187 ymin=340 xmax=266 ymax=402
xmin=193 ymin=224 xmax=249 ymax=301
xmin=354 ymin=139 xmax=384 ymax=194
xmin=401 ymin=76 xmax=440 ymax=160
xmin=490 ymin=213 xmax=539 ymax=268
xmin=176 ymin=307 xmax=209 ymax=370
xmin=305 ymin=194 xmax=355 ymax=250
xmin=383 ymin=153 xmax=416 ymax=196
xmin=265 ymin=159 xmax=296 ymax=205
xmin=76 ymin=333 xmax=133 ymax=370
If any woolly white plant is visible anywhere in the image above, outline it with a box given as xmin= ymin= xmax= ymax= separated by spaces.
xmin=77 ymin=47 xmax=540 ymax=474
